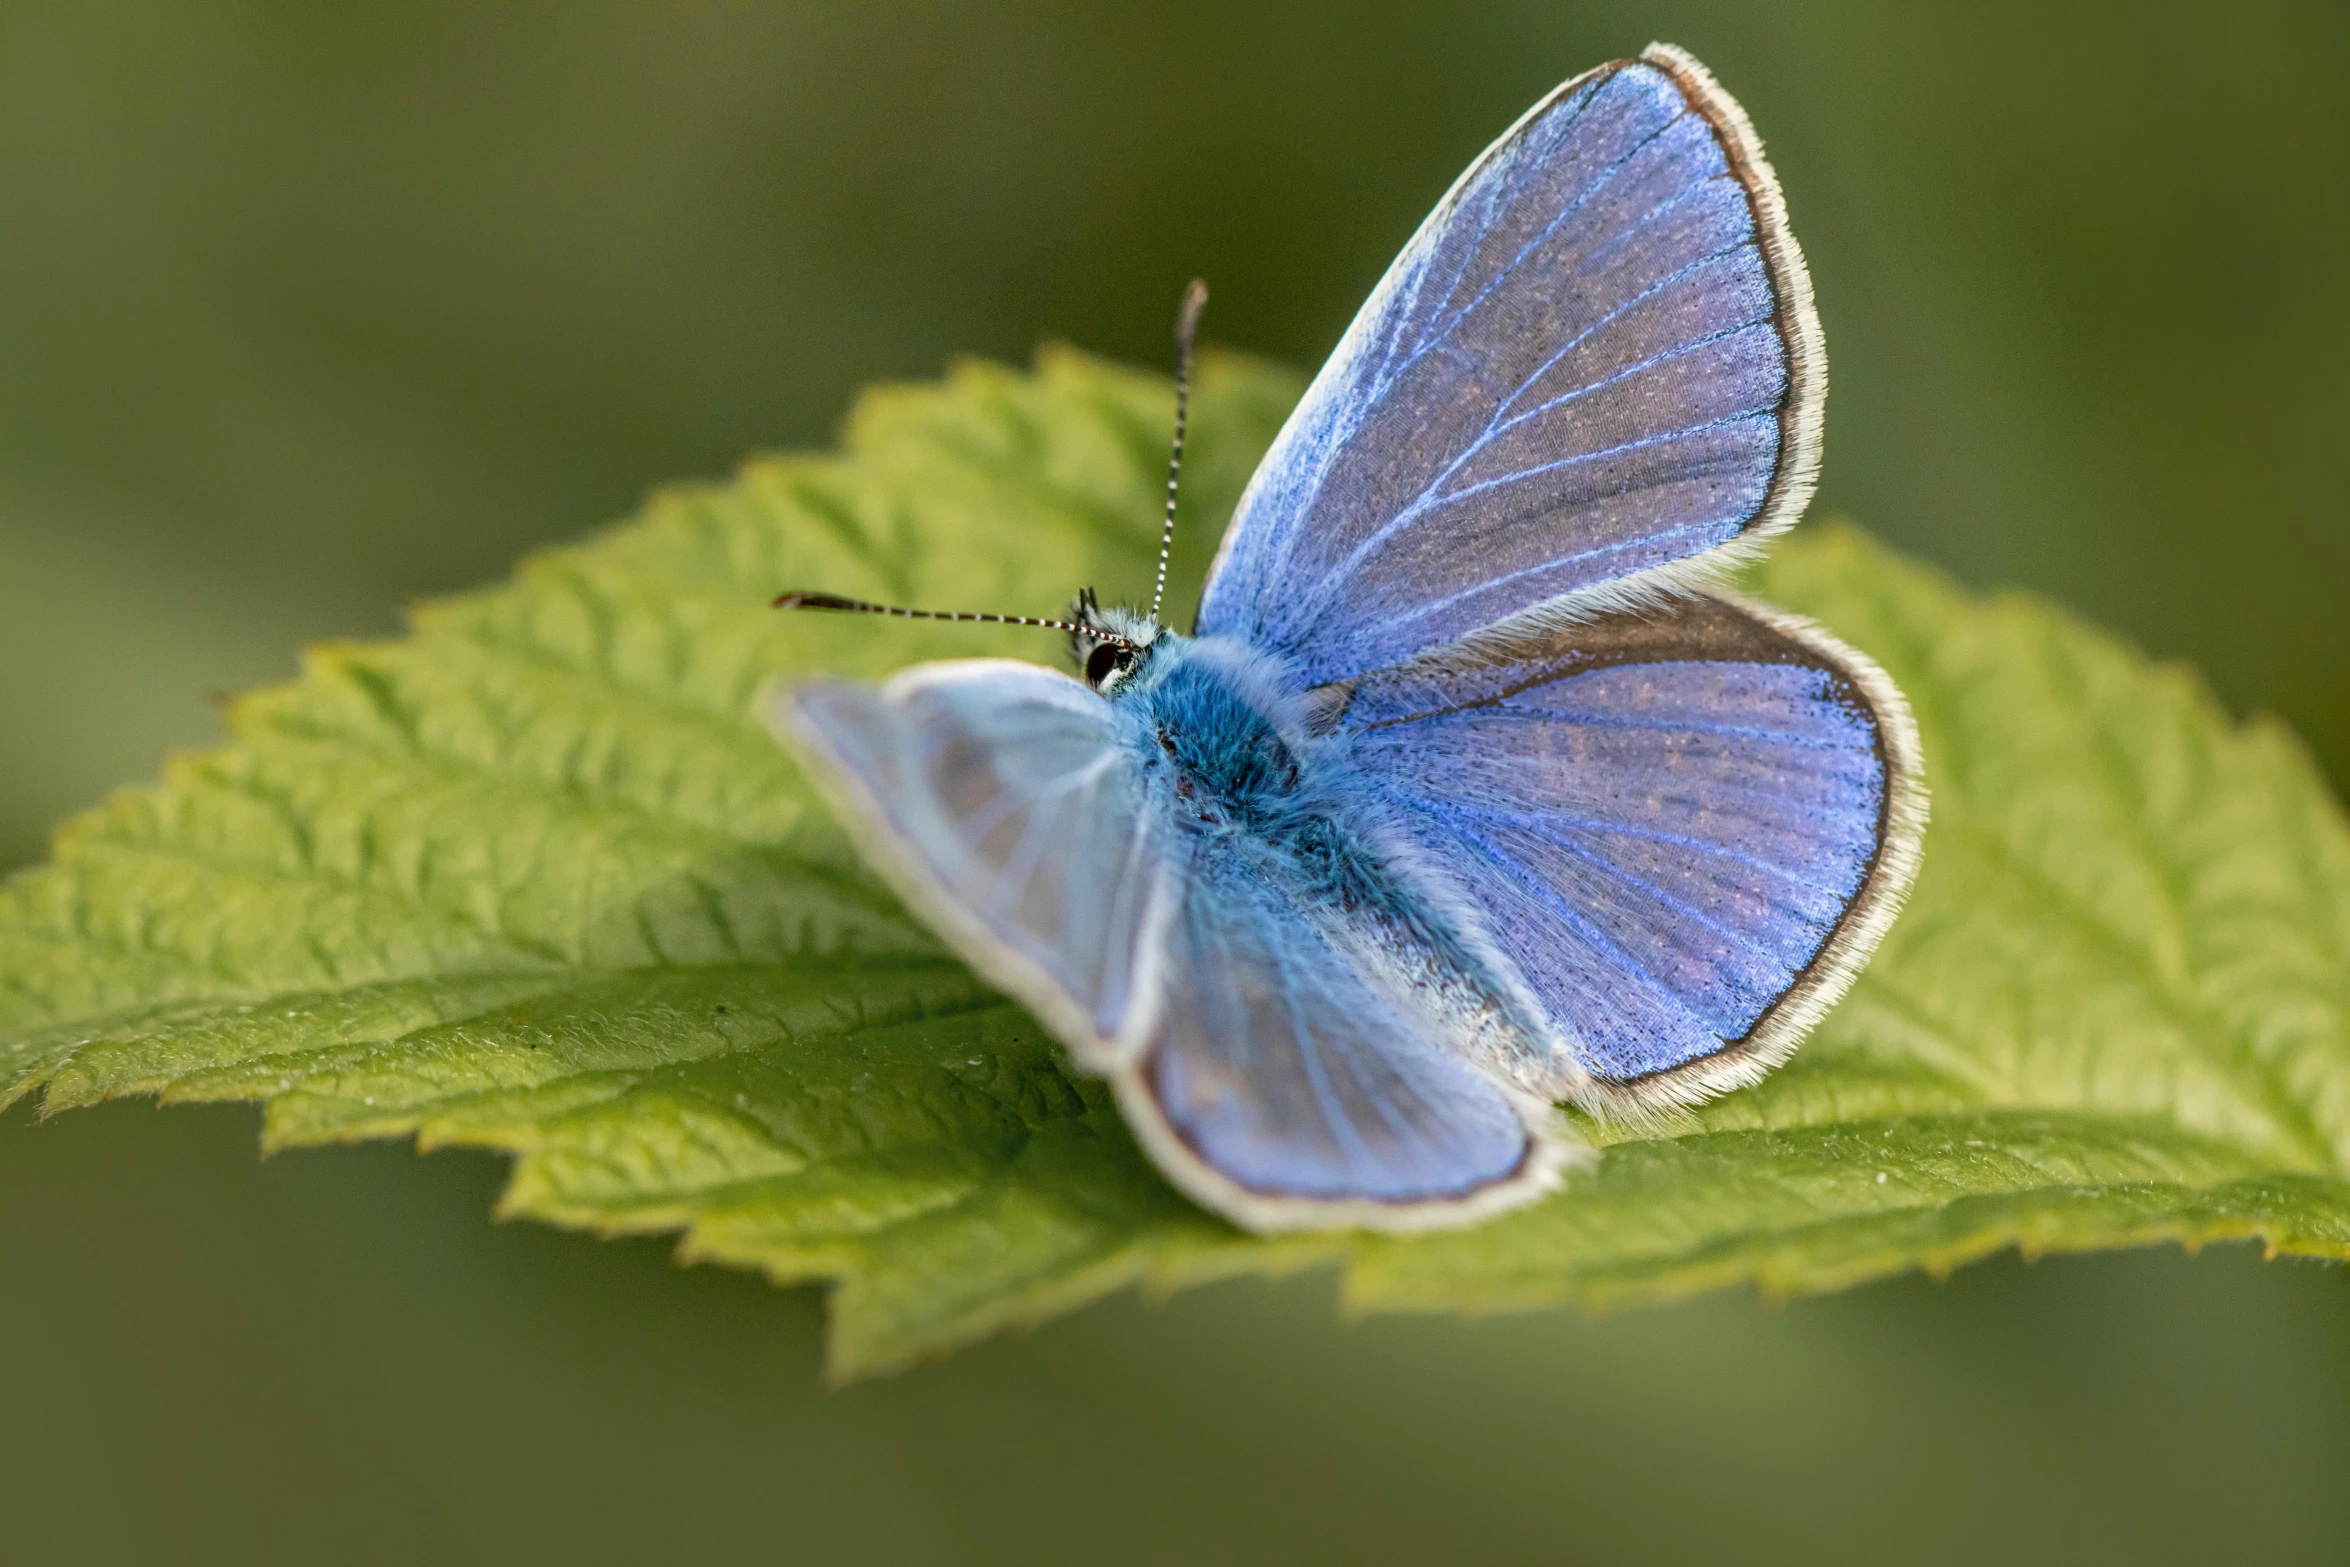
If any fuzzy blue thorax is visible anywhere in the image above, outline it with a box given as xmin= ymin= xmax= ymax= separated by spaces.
xmin=1095 ymin=628 xmax=1575 ymax=1108
xmin=1111 ymin=634 xmax=1488 ymax=979
xmin=1118 ymin=635 xmax=1307 ymax=831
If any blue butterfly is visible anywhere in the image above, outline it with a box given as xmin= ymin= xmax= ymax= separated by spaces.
xmin=768 ymin=44 xmax=1926 ymax=1233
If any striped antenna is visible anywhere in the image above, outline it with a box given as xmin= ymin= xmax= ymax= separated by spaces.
xmin=772 ymin=591 xmax=1141 ymax=651
xmin=1149 ymin=279 xmax=1210 ymax=624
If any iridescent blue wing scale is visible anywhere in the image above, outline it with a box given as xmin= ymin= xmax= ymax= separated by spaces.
xmin=1197 ymin=44 xmax=1823 ymax=688
xmin=1335 ymin=593 xmax=1925 ymax=1107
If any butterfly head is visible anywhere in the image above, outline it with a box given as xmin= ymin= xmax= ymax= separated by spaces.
xmin=1070 ymin=277 xmax=1208 ymax=699
xmin=774 ymin=281 xmax=1206 ymax=702
xmin=1069 ymin=587 xmax=1165 ymax=696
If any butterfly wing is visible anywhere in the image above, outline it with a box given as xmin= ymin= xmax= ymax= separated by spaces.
xmin=773 ymin=660 xmax=1575 ymax=1231
xmin=1116 ymin=834 xmax=1570 ymax=1232
xmin=1197 ymin=45 xmax=1822 ymax=688
xmin=778 ymin=660 xmax=1174 ymax=1058
xmin=1333 ymin=593 xmax=1926 ymax=1108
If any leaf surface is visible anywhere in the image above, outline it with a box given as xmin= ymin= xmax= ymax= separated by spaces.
xmin=5 ymin=348 xmax=2347 ymax=1377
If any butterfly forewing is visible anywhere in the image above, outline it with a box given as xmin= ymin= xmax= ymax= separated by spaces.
xmin=1196 ymin=45 xmax=1821 ymax=687
xmin=783 ymin=661 xmax=1172 ymax=1055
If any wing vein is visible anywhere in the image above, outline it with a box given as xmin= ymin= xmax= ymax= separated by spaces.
xmin=1404 ymin=95 xmax=1694 ymax=373
xmin=1275 ymin=238 xmax=1764 ymax=638
xmin=1403 ymin=798 xmax=1849 ymax=897
xmin=1451 ymin=821 xmax=1706 ymax=1030
xmin=1514 ymin=818 xmax=1811 ymax=971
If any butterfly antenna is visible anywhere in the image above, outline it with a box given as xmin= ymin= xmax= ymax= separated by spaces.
xmin=772 ymin=591 xmax=1142 ymax=651
xmin=1148 ymin=278 xmax=1209 ymax=625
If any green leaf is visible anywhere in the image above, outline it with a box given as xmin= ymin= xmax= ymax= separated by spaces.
xmin=4 ymin=347 xmax=2347 ymax=1378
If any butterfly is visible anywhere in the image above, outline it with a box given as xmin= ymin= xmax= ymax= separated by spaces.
xmin=767 ymin=43 xmax=1926 ymax=1233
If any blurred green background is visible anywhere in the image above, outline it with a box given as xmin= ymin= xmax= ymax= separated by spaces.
xmin=1 ymin=3 xmax=2344 ymax=1563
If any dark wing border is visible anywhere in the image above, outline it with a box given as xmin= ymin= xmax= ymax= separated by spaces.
xmin=1464 ymin=43 xmax=1829 ymax=638
xmin=1580 ymin=589 xmax=1924 ymax=1116
xmin=1634 ymin=43 xmax=1828 ymax=585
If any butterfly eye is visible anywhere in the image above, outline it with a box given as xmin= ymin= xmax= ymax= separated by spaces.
xmin=1085 ymin=642 xmax=1132 ymax=689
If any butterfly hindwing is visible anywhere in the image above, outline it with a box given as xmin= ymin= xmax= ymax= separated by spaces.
xmin=1333 ymin=592 xmax=1925 ymax=1107
xmin=1196 ymin=44 xmax=1822 ymax=686
xmin=1120 ymin=831 xmax=1566 ymax=1231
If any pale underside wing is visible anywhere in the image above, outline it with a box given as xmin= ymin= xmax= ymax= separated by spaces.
xmin=786 ymin=662 xmax=1173 ymax=1054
